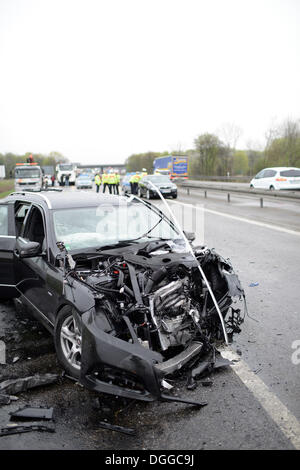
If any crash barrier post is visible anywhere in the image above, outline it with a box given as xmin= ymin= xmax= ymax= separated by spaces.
xmin=204 ymin=190 xmax=207 ymax=198
xmin=227 ymin=193 xmax=230 ymax=203
xmin=187 ymin=188 xmax=190 ymax=195
xmin=260 ymin=197 xmax=263 ymax=208
xmin=0 ymin=340 xmax=6 ymax=364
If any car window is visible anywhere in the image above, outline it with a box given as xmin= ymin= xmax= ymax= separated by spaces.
xmin=23 ymin=206 xmax=46 ymax=249
xmin=0 ymin=205 xmax=8 ymax=236
xmin=14 ymin=202 xmax=31 ymax=237
xmin=255 ymin=170 xmax=266 ymax=179
xmin=280 ymin=169 xmax=300 ymax=177
xmin=264 ymin=170 xmax=276 ymax=177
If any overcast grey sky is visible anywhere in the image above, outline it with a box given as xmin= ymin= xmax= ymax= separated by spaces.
xmin=0 ymin=0 xmax=299 ymax=164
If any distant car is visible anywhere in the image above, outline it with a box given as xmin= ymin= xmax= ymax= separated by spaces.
xmin=138 ymin=174 xmax=177 ymax=199
xmin=250 ymin=167 xmax=300 ymax=191
xmin=121 ymin=174 xmax=132 ymax=194
xmin=76 ymin=174 xmax=93 ymax=189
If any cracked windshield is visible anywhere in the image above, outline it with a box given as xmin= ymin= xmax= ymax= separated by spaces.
xmin=53 ymin=201 xmax=179 ymax=250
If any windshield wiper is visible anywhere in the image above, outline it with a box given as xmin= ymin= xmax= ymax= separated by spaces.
xmin=118 ymin=216 xmax=164 ymax=244
xmin=95 ymin=240 xmax=140 ymax=251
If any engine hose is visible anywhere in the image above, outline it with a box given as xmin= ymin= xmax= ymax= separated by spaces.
xmin=144 ymin=267 xmax=168 ymax=294
xmin=127 ymin=263 xmax=144 ymax=306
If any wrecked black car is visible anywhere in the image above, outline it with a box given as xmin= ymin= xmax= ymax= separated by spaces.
xmin=0 ymin=191 xmax=244 ymax=403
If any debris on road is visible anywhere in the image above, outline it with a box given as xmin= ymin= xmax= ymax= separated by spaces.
xmin=0 ymin=374 xmax=59 ymax=395
xmin=0 ymin=394 xmax=18 ymax=406
xmin=199 ymin=378 xmax=213 ymax=387
xmin=0 ymin=424 xmax=55 ymax=437
xmin=10 ymin=406 xmax=54 ymax=421
xmin=160 ymin=393 xmax=208 ymax=408
xmin=97 ymin=421 xmax=136 ymax=436
xmin=249 ymin=282 xmax=259 ymax=287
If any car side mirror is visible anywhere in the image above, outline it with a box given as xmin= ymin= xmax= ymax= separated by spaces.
xmin=184 ymin=231 xmax=196 ymax=242
xmin=15 ymin=237 xmax=41 ymax=258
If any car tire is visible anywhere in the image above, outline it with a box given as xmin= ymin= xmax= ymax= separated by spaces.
xmin=250 ymin=184 xmax=254 ymax=189
xmin=146 ymin=189 xmax=151 ymax=200
xmin=172 ymin=194 xmax=177 ymax=199
xmin=54 ymin=306 xmax=81 ymax=379
xmin=269 ymin=185 xmax=275 ymax=191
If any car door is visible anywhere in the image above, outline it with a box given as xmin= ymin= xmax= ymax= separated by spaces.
xmin=15 ymin=204 xmax=62 ymax=328
xmin=262 ymin=169 xmax=276 ymax=189
xmin=0 ymin=201 xmax=18 ymax=299
xmin=253 ymin=170 xmax=266 ymax=188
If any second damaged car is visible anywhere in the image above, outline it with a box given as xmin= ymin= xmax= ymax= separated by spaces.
xmin=0 ymin=191 xmax=244 ymax=403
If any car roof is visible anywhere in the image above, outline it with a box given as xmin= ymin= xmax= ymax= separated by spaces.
xmin=261 ymin=167 xmax=300 ymax=171
xmin=5 ymin=191 xmax=130 ymax=210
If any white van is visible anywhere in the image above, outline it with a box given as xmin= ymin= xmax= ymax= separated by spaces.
xmin=250 ymin=167 xmax=300 ymax=190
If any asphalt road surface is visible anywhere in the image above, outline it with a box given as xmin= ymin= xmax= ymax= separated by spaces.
xmin=0 ymin=184 xmax=299 ymax=450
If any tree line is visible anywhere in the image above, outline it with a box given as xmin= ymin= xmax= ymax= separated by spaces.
xmin=125 ymin=119 xmax=300 ymax=177
xmin=0 ymin=151 xmax=68 ymax=179
xmin=2 ymin=118 xmax=300 ymax=180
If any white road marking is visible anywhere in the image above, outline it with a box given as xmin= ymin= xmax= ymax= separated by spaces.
xmin=169 ymin=199 xmax=300 ymax=237
xmin=222 ymin=349 xmax=300 ymax=449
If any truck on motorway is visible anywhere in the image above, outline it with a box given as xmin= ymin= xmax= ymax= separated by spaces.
xmin=153 ymin=155 xmax=188 ymax=181
xmin=56 ymin=163 xmax=77 ymax=186
xmin=14 ymin=163 xmax=43 ymax=191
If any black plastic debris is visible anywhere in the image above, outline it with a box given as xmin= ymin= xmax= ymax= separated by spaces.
xmin=0 ymin=394 xmax=11 ymax=406
xmin=10 ymin=406 xmax=54 ymax=421
xmin=0 ymin=374 xmax=59 ymax=395
xmin=98 ymin=421 xmax=136 ymax=436
xmin=0 ymin=424 xmax=55 ymax=437
xmin=199 ymin=379 xmax=214 ymax=387
xmin=161 ymin=393 xmax=207 ymax=408
xmin=213 ymin=356 xmax=233 ymax=369
xmin=191 ymin=361 xmax=211 ymax=379
xmin=186 ymin=376 xmax=198 ymax=390
xmin=0 ymin=394 xmax=18 ymax=406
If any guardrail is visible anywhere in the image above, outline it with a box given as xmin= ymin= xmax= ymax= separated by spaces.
xmin=177 ymin=180 xmax=300 ymax=208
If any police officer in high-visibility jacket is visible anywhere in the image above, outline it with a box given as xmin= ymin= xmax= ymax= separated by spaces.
xmin=95 ymin=173 xmax=101 ymax=193
xmin=115 ymin=171 xmax=120 ymax=195
xmin=108 ymin=171 xmax=115 ymax=194
xmin=130 ymin=172 xmax=140 ymax=195
xmin=102 ymin=171 xmax=109 ymax=193
xmin=129 ymin=173 xmax=135 ymax=194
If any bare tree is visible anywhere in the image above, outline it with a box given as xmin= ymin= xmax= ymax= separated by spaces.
xmin=218 ymin=122 xmax=243 ymax=150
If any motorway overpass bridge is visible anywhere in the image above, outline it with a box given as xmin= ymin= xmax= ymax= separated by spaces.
xmin=76 ymin=163 xmax=126 ymax=174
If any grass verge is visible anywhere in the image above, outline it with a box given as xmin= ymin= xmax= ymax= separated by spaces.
xmin=0 ymin=180 xmax=14 ymax=198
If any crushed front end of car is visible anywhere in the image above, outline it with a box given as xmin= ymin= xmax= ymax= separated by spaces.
xmin=75 ymin=241 xmax=245 ymax=402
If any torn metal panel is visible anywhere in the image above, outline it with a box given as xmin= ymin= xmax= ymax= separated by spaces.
xmin=0 ymin=374 xmax=59 ymax=395
xmin=0 ymin=424 xmax=55 ymax=437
